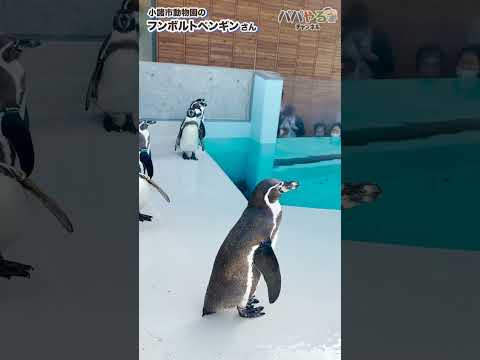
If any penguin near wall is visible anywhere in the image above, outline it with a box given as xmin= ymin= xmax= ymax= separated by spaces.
xmin=175 ymin=98 xmax=207 ymax=160
xmin=85 ymin=8 xmax=139 ymax=133
xmin=0 ymin=162 xmax=73 ymax=279
xmin=0 ymin=34 xmax=41 ymax=177
xmin=342 ymin=182 xmax=382 ymax=209
xmin=203 ymin=178 xmax=299 ymax=318
xmin=139 ymin=120 xmax=154 ymax=178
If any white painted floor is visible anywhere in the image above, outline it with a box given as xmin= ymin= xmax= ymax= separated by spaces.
xmin=139 ymin=128 xmax=341 ymax=360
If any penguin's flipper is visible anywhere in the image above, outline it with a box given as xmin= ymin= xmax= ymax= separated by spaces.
xmin=85 ymin=33 xmax=112 ymax=110
xmin=199 ymin=121 xmax=206 ymax=140
xmin=253 ymin=242 xmax=281 ymax=304
xmin=17 ymin=176 xmax=74 ymax=233
xmin=139 ymin=150 xmax=154 ymax=178
xmin=139 ymin=173 xmax=170 ymax=203
xmin=2 ymin=109 xmax=34 ymax=177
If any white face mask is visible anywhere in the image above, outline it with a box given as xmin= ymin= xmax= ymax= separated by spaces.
xmin=457 ymin=69 xmax=478 ymax=79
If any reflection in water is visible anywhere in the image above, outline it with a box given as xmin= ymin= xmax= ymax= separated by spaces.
xmin=205 ymin=137 xmax=341 ymax=210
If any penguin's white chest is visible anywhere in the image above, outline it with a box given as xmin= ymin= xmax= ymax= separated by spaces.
xmin=139 ymin=177 xmax=150 ymax=211
xmin=0 ymin=175 xmax=30 ymax=251
xmin=180 ymin=125 xmax=199 ymax=152
xmin=97 ymin=35 xmax=137 ymax=114
xmin=269 ymin=201 xmax=281 ymax=249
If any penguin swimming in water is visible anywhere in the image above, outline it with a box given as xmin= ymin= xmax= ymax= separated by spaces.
xmin=175 ymin=98 xmax=207 ymax=160
xmin=203 ymin=178 xmax=299 ymax=318
xmin=0 ymin=34 xmax=41 ymax=176
xmin=342 ymin=182 xmax=382 ymax=209
xmin=0 ymin=147 xmax=73 ymax=278
xmin=85 ymin=7 xmax=138 ymax=133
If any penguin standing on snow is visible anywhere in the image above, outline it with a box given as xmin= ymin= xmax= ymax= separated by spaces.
xmin=203 ymin=178 xmax=299 ymax=318
xmin=85 ymin=7 xmax=138 ymax=133
xmin=175 ymin=98 xmax=207 ymax=160
xmin=0 ymin=34 xmax=41 ymax=176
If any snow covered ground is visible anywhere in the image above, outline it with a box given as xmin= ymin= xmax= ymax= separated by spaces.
xmin=139 ymin=127 xmax=341 ymax=360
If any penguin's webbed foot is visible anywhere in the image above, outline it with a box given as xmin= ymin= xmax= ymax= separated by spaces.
xmin=0 ymin=259 xmax=34 ymax=279
xmin=182 ymin=152 xmax=189 ymax=160
xmin=247 ymin=296 xmax=260 ymax=307
xmin=139 ymin=213 xmax=153 ymax=222
xmin=190 ymin=153 xmax=198 ymax=161
xmin=237 ymin=298 xmax=265 ymax=318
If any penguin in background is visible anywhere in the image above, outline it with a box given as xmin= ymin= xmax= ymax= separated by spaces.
xmin=138 ymin=120 xmax=170 ymax=221
xmin=175 ymin=98 xmax=207 ymax=160
xmin=0 ymin=155 xmax=73 ymax=279
xmin=342 ymin=182 xmax=382 ymax=209
xmin=85 ymin=7 xmax=139 ymax=133
xmin=139 ymin=119 xmax=154 ymax=178
xmin=0 ymin=34 xmax=42 ymax=177
xmin=203 ymin=178 xmax=299 ymax=318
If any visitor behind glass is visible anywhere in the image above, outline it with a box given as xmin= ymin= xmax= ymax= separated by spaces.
xmin=342 ymin=1 xmax=394 ymax=79
xmin=278 ymin=105 xmax=305 ymax=138
xmin=313 ymin=122 xmax=327 ymax=137
xmin=329 ymin=123 xmax=341 ymax=137
xmin=415 ymin=45 xmax=445 ymax=78
xmin=455 ymin=46 xmax=480 ymax=78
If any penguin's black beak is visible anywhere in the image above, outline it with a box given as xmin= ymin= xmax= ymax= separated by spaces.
xmin=1 ymin=109 xmax=34 ymax=177
xmin=139 ymin=149 xmax=154 ymax=178
xmin=280 ymin=181 xmax=299 ymax=193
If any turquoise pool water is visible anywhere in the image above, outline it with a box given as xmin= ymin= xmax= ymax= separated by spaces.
xmin=205 ymin=137 xmax=341 ymax=210
xmin=343 ymin=134 xmax=480 ymax=251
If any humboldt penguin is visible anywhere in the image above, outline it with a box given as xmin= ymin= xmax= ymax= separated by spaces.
xmin=0 ymin=34 xmax=41 ymax=176
xmin=342 ymin=182 xmax=382 ymax=209
xmin=139 ymin=120 xmax=154 ymax=178
xmin=175 ymin=98 xmax=207 ymax=160
xmin=202 ymin=178 xmax=299 ymax=318
xmin=85 ymin=8 xmax=138 ymax=133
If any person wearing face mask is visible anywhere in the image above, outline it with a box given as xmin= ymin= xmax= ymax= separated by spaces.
xmin=329 ymin=123 xmax=341 ymax=137
xmin=455 ymin=46 xmax=480 ymax=79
